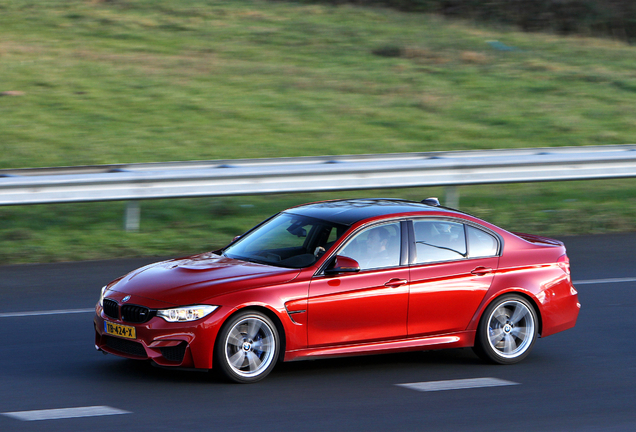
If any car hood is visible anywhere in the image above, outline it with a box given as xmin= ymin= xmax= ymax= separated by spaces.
xmin=108 ymin=252 xmax=301 ymax=305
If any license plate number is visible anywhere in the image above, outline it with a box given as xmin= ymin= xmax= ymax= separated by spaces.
xmin=104 ymin=321 xmax=136 ymax=339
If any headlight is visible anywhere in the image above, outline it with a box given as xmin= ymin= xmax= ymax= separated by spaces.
xmin=157 ymin=305 xmax=218 ymax=322
xmin=99 ymin=286 xmax=107 ymax=307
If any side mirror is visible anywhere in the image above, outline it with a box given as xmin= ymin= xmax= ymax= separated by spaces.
xmin=325 ymin=256 xmax=361 ymax=275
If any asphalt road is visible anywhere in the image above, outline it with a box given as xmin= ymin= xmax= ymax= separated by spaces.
xmin=1 ymin=234 xmax=635 ymax=431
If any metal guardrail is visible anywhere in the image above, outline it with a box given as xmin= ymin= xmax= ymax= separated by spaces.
xmin=2 ymin=145 xmax=636 ymax=230
xmin=2 ymin=144 xmax=636 ymax=204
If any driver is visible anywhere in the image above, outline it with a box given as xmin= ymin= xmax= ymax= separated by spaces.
xmin=362 ymin=226 xmax=390 ymax=267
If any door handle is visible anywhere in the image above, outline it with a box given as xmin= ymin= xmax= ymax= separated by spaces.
xmin=384 ymin=278 xmax=408 ymax=288
xmin=471 ymin=266 xmax=493 ymax=276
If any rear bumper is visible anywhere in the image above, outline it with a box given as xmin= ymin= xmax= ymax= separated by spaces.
xmin=540 ymin=281 xmax=581 ymax=338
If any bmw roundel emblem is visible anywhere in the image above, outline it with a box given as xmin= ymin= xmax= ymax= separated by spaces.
xmin=122 ymin=295 xmax=131 ymax=303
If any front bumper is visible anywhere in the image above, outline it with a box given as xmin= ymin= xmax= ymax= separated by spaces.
xmin=94 ymin=303 xmax=225 ymax=370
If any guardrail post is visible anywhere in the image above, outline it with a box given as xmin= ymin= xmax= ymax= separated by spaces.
xmin=445 ymin=186 xmax=459 ymax=209
xmin=124 ymin=201 xmax=140 ymax=232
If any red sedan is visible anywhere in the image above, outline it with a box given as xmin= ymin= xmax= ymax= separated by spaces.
xmin=94 ymin=198 xmax=580 ymax=383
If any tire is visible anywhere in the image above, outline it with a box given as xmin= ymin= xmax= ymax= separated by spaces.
xmin=473 ymin=294 xmax=538 ymax=365
xmin=214 ymin=310 xmax=280 ymax=383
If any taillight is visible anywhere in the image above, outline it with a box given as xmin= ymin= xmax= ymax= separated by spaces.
xmin=557 ymin=254 xmax=571 ymax=277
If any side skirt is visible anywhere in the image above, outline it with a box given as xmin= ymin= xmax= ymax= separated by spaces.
xmin=284 ymin=331 xmax=475 ymax=362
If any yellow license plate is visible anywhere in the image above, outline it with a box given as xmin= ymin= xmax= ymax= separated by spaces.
xmin=104 ymin=321 xmax=136 ymax=339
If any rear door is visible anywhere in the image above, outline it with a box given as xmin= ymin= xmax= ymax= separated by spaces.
xmin=407 ymin=219 xmax=500 ymax=337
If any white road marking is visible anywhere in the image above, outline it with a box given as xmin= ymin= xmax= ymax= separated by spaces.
xmin=0 ymin=308 xmax=94 ymax=318
xmin=1 ymin=406 xmax=130 ymax=421
xmin=573 ymin=277 xmax=636 ymax=285
xmin=397 ymin=377 xmax=519 ymax=392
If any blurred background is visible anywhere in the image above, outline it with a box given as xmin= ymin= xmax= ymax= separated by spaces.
xmin=1 ymin=0 xmax=635 ymax=264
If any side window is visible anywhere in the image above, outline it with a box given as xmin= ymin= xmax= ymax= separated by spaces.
xmin=340 ymin=222 xmax=401 ymax=270
xmin=413 ymin=220 xmax=466 ymax=264
xmin=467 ymin=226 xmax=498 ymax=258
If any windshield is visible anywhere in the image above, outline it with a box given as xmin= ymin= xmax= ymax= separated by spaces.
xmin=224 ymin=213 xmax=348 ymax=268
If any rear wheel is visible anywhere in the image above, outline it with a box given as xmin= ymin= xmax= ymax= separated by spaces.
xmin=215 ymin=311 xmax=280 ymax=383
xmin=473 ymin=294 xmax=538 ymax=364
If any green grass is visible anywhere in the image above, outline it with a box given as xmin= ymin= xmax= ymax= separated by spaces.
xmin=1 ymin=0 xmax=635 ymax=263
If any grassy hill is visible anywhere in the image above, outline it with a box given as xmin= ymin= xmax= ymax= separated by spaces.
xmin=1 ymin=0 xmax=635 ymax=263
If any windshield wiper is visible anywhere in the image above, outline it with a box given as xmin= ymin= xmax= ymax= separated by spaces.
xmin=224 ymin=253 xmax=291 ymax=268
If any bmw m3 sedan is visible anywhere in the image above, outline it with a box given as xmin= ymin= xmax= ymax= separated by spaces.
xmin=94 ymin=198 xmax=580 ymax=383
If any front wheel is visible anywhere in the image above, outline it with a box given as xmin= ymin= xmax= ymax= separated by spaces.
xmin=214 ymin=311 xmax=280 ymax=383
xmin=473 ymin=295 xmax=538 ymax=364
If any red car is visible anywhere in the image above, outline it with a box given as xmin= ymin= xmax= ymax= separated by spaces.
xmin=94 ymin=198 xmax=580 ymax=383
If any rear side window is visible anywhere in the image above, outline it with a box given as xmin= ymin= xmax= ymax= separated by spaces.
xmin=467 ymin=226 xmax=498 ymax=258
xmin=413 ymin=220 xmax=466 ymax=264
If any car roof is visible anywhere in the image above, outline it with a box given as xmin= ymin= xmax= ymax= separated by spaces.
xmin=284 ymin=198 xmax=456 ymax=226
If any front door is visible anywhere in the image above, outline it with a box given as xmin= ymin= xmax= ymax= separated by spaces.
xmin=307 ymin=222 xmax=408 ymax=347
